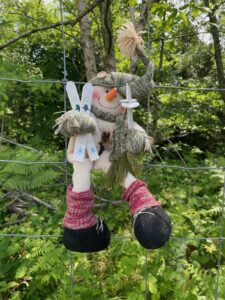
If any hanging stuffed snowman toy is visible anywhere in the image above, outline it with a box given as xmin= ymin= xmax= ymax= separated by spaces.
xmin=55 ymin=22 xmax=172 ymax=252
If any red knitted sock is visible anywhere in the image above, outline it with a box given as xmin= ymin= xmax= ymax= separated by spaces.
xmin=123 ymin=180 xmax=160 ymax=215
xmin=64 ymin=184 xmax=97 ymax=230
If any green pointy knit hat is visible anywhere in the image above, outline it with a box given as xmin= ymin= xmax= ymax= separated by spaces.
xmin=89 ymin=21 xmax=154 ymax=100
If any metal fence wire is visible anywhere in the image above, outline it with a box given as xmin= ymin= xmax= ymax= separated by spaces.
xmin=0 ymin=1 xmax=225 ymax=299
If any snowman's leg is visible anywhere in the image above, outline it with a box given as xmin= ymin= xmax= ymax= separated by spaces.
xmin=72 ymin=159 xmax=92 ymax=192
xmin=63 ymin=158 xmax=110 ymax=253
xmin=122 ymin=176 xmax=172 ymax=249
xmin=94 ymin=152 xmax=171 ymax=249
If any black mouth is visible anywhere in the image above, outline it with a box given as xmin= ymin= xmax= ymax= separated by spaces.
xmin=98 ymin=98 xmax=120 ymax=110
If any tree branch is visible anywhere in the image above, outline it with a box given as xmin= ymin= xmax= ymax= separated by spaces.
xmin=130 ymin=0 xmax=159 ymax=73
xmin=203 ymin=0 xmax=225 ymax=102
xmin=99 ymin=0 xmax=116 ymax=72
xmin=21 ymin=191 xmax=54 ymax=210
xmin=0 ymin=0 xmax=104 ymax=51
xmin=211 ymin=0 xmax=225 ymax=13
xmin=0 ymin=218 xmax=26 ymax=228
xmin=1 ymin=189 xmax=55 ymax=210
xmin=7 ymin=11 xmax=45 ymax=22
xmin=95 ymin=195 xmax=123 ymax=206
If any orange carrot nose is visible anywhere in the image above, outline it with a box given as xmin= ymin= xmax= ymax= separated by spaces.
xmin=106 ymin=87 xmax=117 ymax=102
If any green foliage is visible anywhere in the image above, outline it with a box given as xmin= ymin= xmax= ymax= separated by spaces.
xmin=1 ymin=146 xmax=225 ymax=299
xmin=0 ymin=146 xmax=63 ymax=190
xmin=150 ymin=86 xmax=224 ymax=147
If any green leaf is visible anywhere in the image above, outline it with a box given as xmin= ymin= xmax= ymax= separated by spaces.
xmin=164 ymin=24 xmax=171 ymax=32
xmin=7 ymin=281 xmax=17 ymax=288
xmin=151 ymin=3 xmax=170 ymax=14
xmin=1 ymin=243 xmax=21 ymax=258
xmin=129 ymin=0 xmax=136 ymax=7
xmin=148 ymin=276 xmax=158 ymax=295
xmin=127 ymin=292 xmax=142 ymax=300
xmin=179 ymin=12 xmax=189 ymax=24
xmin=192 ymin=8 xmax=200 ymax=17
xmin=151 ymin=3 xmax=162 ymax=13
xmin=15 ymin=267 xmax=27 ymax=279
xmin=11 ymin=291 xmax=21 ymax=300
xmin=6 ymin=107 xmax=13 ymax=114
xmin=166 ymin=40 xmax=174 ymax=49
xmin=0 ymin=281 xmax=8 ymax=292
xmin=210 ymin=22 xmax=219 ymax=28
xmin=198 ymin=6 xmax=211 ymax=13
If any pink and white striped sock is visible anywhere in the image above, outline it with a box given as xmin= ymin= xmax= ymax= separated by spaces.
xmin=123 ymin=180 xmax=160 ymax=215
xmin=64 ymin=184 xmax=97 ymax=230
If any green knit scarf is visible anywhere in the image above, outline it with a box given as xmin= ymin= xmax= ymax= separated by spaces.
xmin=91 ymin=106 xmax=140 ymax=186
xmin=91 ymin=105 xmax=117 ymax=123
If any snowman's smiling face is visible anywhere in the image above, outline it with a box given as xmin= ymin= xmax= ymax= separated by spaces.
xmin=92 ymin=85 xmax=125 ymax=116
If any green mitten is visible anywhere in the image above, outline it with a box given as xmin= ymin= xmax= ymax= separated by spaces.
xmin=125 ymin=129 xmax=153 ymax=154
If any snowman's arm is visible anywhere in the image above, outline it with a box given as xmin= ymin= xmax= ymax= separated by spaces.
xmin=54 ymin=110 xmax=97 ymax=137
xmin=126 ymin=121 xmax=154 ymax=154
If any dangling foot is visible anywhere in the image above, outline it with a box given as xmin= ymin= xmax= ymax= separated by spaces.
xmin=63 ymin=185 xmax=110 ymax=252
xmin=133 ymin=206 xmax=171 ymax=249
xmin=123 ymin=180 xmax=172 ymax=249
xmin=63 ymin=218 xmax=110 ymax=252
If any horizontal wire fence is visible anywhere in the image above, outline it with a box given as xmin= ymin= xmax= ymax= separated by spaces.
xmin=0 ymin=1 xmax=225 ymax=299
xmin=1 ymin=77 xmax=225 ymax=91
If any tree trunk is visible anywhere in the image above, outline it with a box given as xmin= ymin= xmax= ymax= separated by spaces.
xmin=204 ymin=0 xmax=225 ymax=101
xmin=99 ymin=0 xmax=116 ymax=72
xmin=159 ymin=11 xmax=166 ymax=70
xmin=77 ymin=0 xmax=97 ymax=80
xmin=0 ymin=115 xmax=4 ymax=146
xmin=129 ymin=7 xmax=135 ymax=24
xmin=159 ymin=38 xmax=165 ymax=70
xmin=210 ymin=21 xmax=225 ymax=101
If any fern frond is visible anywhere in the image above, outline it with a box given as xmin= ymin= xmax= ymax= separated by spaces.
xmin=0 ymin=145 xmax=61 ymax=190
xmin=203 ymin=206 xmax=222 ymax=217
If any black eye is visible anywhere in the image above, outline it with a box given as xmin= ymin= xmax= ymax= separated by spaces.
xmin=106 ymin=90 xmax=109 ymax=93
